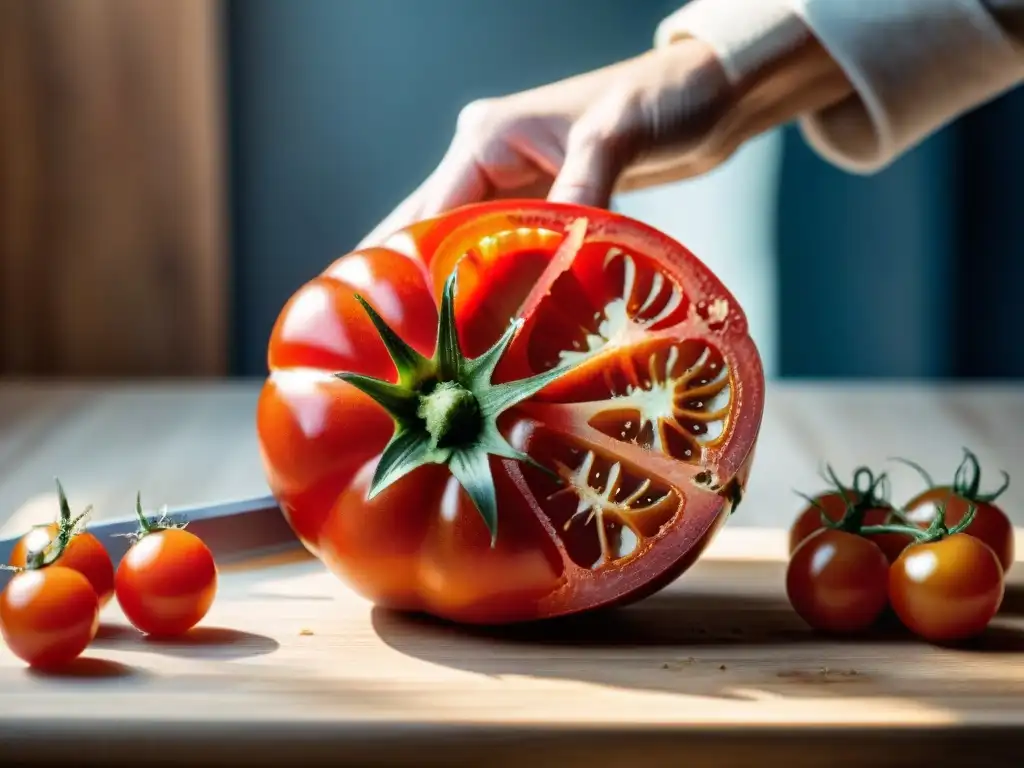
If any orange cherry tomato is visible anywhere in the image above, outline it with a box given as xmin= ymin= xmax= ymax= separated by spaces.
xmin=786 ymin=528 xmax=890 ymax=634
xmin=897 ymin=449 xmax=1013 ymax=573
xmin=889 ymin=534 xmax=1004 ymax=642
xmin=0 ymin=566 xmax=100 ymax=668
xmin=904 ymin=493 xmax=1013 ymax=573
xmin=10 ymin=524 xmax=114 ymax=608
xmin=116 ymin=528 xmax=217 ymax=637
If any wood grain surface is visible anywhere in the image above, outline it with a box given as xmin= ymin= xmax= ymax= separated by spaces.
xmin=0 ymin=381 xmax=1023 ymax=767
xmin=0 ymin=0 xmax=227 ymax=376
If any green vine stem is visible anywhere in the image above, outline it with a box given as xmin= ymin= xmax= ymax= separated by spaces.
xmin=797 ymin=463 xmax=908 ymax=533
xmin=890 ymin=447 xmax=1010 ymax=504
xmin=1 ymin=478 xmax=92 ymax=573
xmin=860 ymin=493 xmax=977 ymax=545
xmin=111 ymin=492 xmax=188 ymax=544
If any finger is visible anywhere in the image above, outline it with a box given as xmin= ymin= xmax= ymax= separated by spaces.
xmin=547 ymin=132 xmax=621 ymax=209
xmin=418 ymin=147 xmax=492 ymax=219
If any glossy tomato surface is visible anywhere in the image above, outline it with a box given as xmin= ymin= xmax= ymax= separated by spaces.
xmin=257 ymin=200 xmax=765 ymax=623
xmin=786 ymin=529 xmax=890 ymax=634
xmin=0 ymin=566 xmax=100 ymax=668
xmin=10 ymin=525 xmax=115 ymax=608
xmin=889 ymin=535 xmax=1004 ymax=642
xmin=903 ymin=489 xmax=1014 ymax=573
xmin=115 ymin=529 xmax=217 ymax=637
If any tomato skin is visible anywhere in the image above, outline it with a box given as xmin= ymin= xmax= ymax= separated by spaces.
xmin=0 ymin=566 xmax=100 ymax=668
xmin=115 ymin=529 xmax=217 ymax=637
xmin=889 ymin=535 xmax=1004 ymax=642
xmin=786 ymin=528 xmax=890 ymax=634
xmin=903 ymin=489 xmax=1013 ymax=573
xmin=9 ymin=525 xmax=115 ymax=608
xmin=259 ymin=200 xmax=766 ymax=624
xmin=789 ymin=495 xmax=910 ymax=564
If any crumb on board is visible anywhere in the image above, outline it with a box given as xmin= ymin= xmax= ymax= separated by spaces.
xmin=777 ymin=667 xmax=862 ymax=681
xmin=299 ymin=628 xmax=314 ymax=636
xmin=660 ymin=657 xmax=698 ymax=670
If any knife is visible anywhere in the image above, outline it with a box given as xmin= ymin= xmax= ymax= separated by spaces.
xmin=0 ymin=494 xmax=305 ymax=591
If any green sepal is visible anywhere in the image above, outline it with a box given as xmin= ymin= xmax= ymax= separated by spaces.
xmin=477 ymin=362 xmax=574 ymax=418
xmin=367 ymin=428 xmax=450 ymax=500
xmin=335 ymin=372 xmax=420 ymax=422
xmin=435 ymin=270 xmax=463 ymax=381
xmin=352 ymin=294 xmax=434 ymax=388
xmin=448 ymin=448 xmax=499 ymax=544
xmin=463 ymin=317 xmax=523 ymax=389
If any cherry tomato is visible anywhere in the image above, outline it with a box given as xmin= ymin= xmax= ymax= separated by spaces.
xmin=10 ymin=524 xmax=114 ymax=608
xmin=898 ymin=450 xmax=1013 ymax=573
xmin=786 ymin=528 xmax=890 ymax=634
xmin=0 ymin=566 xmax=100 ymax=668
xmin=889 ymin=534 xmax=1004 ymax=642
xmin=904 ymin=493 xmax=1013 ymax=573
xmin=258 ymin=200 xmax=765 ymax=624
xmin=116 ymin=528 xmax=217 ymax=637
xmin=790 ymin=493 xmax=910 ymax=564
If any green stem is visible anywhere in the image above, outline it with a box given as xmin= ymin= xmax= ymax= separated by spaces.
xmin=417 ymin=381 xmax=482 ymax=450
xmin=860 ymin=497 xmax=977 ymax=544
xmin=21 ymin=478 xmax=90 ymax=571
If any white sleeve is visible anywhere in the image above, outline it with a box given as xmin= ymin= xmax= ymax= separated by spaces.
xmin=656 ymin=0 xmax=1024 ymax=174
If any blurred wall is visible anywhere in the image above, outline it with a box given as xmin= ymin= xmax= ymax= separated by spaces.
xmin=227 ymin=0 xmax=690 ymax=376
xmin=0 ymin=0 xmax=228 ymax=377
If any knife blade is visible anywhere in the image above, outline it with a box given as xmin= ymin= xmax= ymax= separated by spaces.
xmin=0 ymin=494 xmax=304 ymax=592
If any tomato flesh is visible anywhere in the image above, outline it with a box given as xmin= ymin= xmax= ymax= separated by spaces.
xmin=786 ymin=528 xmax=890 ymax=634
xmin=115 ymin=529 xmax=218 ymax=637
xmin=903 ymin=489 xmax=1014 ymax=573
xmin=1 ymin=566 xmax=100 ymax=668
xmin=889 ymin=534 xmax=1004 ymax=642
xmin=10 ymin=525 xmax=115 ymax=608
xmin=258 ymin=201 xmax=765 ymax=623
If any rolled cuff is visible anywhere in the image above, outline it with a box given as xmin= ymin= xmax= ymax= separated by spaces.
xmin=656 ymin=0 xmax=1024 ymax=174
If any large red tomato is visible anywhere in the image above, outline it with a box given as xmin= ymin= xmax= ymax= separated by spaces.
xmin=257 ymin=201 xmax=764 ymax=624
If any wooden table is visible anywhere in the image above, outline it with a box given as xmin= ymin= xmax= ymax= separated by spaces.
xmin=1 ymin=380 xmax=1023 ymax=766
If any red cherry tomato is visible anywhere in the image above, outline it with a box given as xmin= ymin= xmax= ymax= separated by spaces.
xmin=116 ymin=528 xmax=217 ymax=637
xmin=789 ymin=475 xmax=911 ymax=564
xmin=786 ymin=528 xmax=890 ymax=634
xmin=10 ymin=524 xmax=114 ymax=608
xmin=1 ymin=566 xmax=100 ymax=668
xmin=889 ymin=534 xmax=1004 ymax=642
xmin=898 ymin=450 xmax=1013 ymax=574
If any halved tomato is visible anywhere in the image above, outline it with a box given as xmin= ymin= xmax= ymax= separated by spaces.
xmin=257 ymin=201 xmax=764 ymax=624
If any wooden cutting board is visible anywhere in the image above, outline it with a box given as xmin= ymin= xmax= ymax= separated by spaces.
xmin=3 ymin=527 xmax=1024 ymax=767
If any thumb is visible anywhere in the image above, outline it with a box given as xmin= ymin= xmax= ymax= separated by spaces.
xmin=547 ymin=133 xmax=621 ymax=209
xmin=547 ymin=94 xmax=641 ymax=209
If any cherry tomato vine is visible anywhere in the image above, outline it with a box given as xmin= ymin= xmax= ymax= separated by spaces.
xmin=786 ymin=449 xmax=1012 ymax=644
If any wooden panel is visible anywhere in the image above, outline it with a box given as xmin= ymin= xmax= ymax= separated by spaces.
xmin=0 ymin=0 xmax=227 ymax=376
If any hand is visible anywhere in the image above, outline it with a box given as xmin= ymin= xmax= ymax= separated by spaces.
xmin=358 ymin=38 xmax=735 ymax=248
xmin=359 ymin=31 xmax=850 ymax=249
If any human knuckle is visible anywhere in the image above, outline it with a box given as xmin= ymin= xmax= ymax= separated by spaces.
xmin=455 ymin=97 xmax=500 ymax=135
